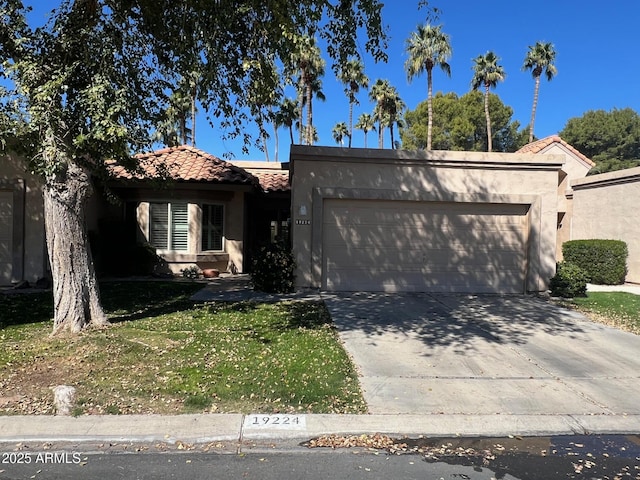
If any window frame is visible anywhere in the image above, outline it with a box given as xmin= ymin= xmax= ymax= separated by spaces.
xmin=200 ymin=203 xmax=225 ymax=253
xmin=149 ymin=202 xmax=189 ymax=252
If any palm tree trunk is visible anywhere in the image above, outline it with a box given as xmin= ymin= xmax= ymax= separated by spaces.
xmin=289 ymin=125 xmax=294 ymax=145
xmin=191 ymin=84 xmax=197 ymax=147
xmin=427 ymin=69 xmax=433 ymax=150
xmin=364 ymin=131 xmax=368 ymax=148
xmin=484 ymin=85 xmax=493 ymax=152
xmin=529 ymin=75 xmax=541 ymax=143
xmin=348 ymin=96 xmax=354 ymax=148
xmin=306 ymin=82 xmax=313 ymax=145
xmin=390 ymin=123 xmax=395 ymax=149
xmin=378 ymin=119 xmax=383 ymax=148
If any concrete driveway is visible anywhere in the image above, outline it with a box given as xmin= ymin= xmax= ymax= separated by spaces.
xmin=322 ymin=292 xmax=640 ymax=416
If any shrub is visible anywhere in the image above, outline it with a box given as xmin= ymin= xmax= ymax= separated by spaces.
xmin=562 ymin=240 xmax=628 ymax=285
xmin=181 ymin=265 xmax=201 ymax=280
xmin=251 ymin=242 xmax=295 ymax=293
xmin=549 ymin=262 xmax=589 ymax=298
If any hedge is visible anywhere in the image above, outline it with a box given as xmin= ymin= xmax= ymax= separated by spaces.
xmin=562 ymin=239 xmax=628 ymax=285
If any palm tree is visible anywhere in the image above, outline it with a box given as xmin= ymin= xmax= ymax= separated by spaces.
xmin=355 ymin=113 xmax=376 ymax=148
xmin=523 ymin=41 xmax=557 ymax=143
xmin=369 ymin=79 xmax=395 ymax=148
xmin=338 ymin=59 xmax=369 ymax=147
xmin=275 ymin=97 xmax=299 ymax=146
xmin=471 ymin=51 xmax=506 ymax=152
xmin=404 ymin=23 xmax=452 ymax=150
xmin=385 ymin=92 xmax=406 ymax=149
xmin=290 ymin=36 xmax=325 ymax=145
xmin=332 ymin=122 xmax=350 ymax=146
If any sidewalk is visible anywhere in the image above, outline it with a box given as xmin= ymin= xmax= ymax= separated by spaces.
xmin=587 ymin=283 xmax=640 ymax=295
xmin=3 ymin=413 xmax=640 ymax=446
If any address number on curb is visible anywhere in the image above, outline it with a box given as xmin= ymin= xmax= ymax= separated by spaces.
xmin=243 ymin=414 xmax=307 ymax=430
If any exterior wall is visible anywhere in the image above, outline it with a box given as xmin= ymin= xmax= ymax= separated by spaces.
xmin=571 ymin=167 xmax=640 ymax=283
xmin=134 ymin=189 xmax=245 ymax=275
xmin=290 ymin=146 xmax=564 ymax=293
xmin=0 ymin=152 xmax=47 ymax=285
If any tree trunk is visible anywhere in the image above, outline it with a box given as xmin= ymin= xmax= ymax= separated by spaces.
xmin=306 ymin=81 xmax=313 ymax=145
xmin=378 ymin=119 xmax=383 ymax=148
xmin=484 ymin=85 xmax=493 ymax=152
xmin=191 ymin=84 xmax=197 ymax=147
xmin=44 ymin=154 xmax=108 ymax=335
xmin=364 ymin=131 xmax=368 ymax=148
xmin=270 ymin=106 xmax=279 ymax=162
xmin=427 ymin=69 xmax=433 ymax=150
xmin=289 ymin=125 xmax=294 ymax=145
xmin=348 ymin=96 xmax=354 ymax=148
xmin=529 ymin=75 xmax=541 ymax=143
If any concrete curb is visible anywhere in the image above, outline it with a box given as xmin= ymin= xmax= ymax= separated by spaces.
xmin=2 ymin=413 xmax=640 ymax=445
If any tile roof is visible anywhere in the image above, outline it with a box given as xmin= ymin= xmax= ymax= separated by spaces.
xmin=254 ymin=172 xmax=290 ymax=192
xmin=108 ymin=145 xmax=257 ymax=186
xmin=516 ymin=135 xmax=596 ymax=166
xmin=228 ymin=161 xmax=291 ymax=193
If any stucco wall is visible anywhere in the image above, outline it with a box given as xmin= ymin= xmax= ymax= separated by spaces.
xmin=0 ymin=152 xmax=46 ymax=285
xmin=571 ymin=167 xmax=640 ymax=283
xmin=135 ymin=189 xmax=245 ymax=275
xmin=290 ymin=146 xmax=564 ymax=293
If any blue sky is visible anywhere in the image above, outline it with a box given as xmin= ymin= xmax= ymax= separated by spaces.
xmin=25 ymin=1 xmax=640 ymax=161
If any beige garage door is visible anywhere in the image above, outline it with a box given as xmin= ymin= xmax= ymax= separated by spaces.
xmin=0 ymin=191 xmax=13 ymax=284
xmin=322 ymin=199 xmax=529 ymax=293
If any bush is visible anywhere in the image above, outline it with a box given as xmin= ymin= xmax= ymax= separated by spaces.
xmin=181 ymin=265 xmax=201 ymax=280
xmin=251 ymin=242 xmax=295 ymax=293
xmin=549 ymin=262 xmax=589 ymax=298
xmin=562 ymin=240 xmax=628 ymax=285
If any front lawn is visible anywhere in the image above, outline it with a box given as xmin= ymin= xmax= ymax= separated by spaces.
xmin=0 ymin=281 xmax=365 ymax=415
xmin=563 ymin=291 xmax=640 ymax=334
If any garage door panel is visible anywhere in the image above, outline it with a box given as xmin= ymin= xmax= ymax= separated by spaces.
xmin=322 ymin=199 xmax=528 ymax=293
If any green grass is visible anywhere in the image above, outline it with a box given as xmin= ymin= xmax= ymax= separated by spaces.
xmin=565 ymin=292 xmax=640 ymax=334
xmin=0 ymin=281 xmax=365 ymax=416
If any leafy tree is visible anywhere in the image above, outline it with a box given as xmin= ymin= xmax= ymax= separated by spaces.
xmin=355 ymin=112 xmax=376 ymax=148
xmin=523 ymin=41 xmax=557 ymax=143
xmin=401 ymin=91 xmax=527 ymax=152
xmin=0 ymin=0 xmax=388 ymax=334
xmin=404 ymin=23 xmax=452 ymax=150
xmin=337 ymin=59 xmax=369 ymax=148
xmin=471 ymin=51 xmax=506 ymax=152
xmin=560 ymin=108 xmax=640 ymax=173
xmin=332 ymin=122 xmax=349 ymax=146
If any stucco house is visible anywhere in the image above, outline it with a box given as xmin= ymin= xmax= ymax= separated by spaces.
xmin=290 ymin=145 xmax=567 ymax=293
xmin=0 ymin=145 xmax=290 ymax=284
xmin=570 ymin=167 xmax=640 ymax=283
xmin=4 ymin=137 xmax=638 ymax=291
xmin=516 ymin=135 xmax=595 ymax=259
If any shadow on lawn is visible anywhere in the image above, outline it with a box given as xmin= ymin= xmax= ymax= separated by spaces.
xmin=102 ymin=281 xmax=204 ymax=324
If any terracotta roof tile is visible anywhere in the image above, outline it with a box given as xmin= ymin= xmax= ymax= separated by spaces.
xmin=254 ymin=172 xmax=290 ymax=192
xmin=516 ymin=135 xmax=596 ymax=166
xmin=108 ymin=145 xmax=257 ymax=185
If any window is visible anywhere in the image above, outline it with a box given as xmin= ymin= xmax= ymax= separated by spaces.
xmin=149 ymin=202 xmax=188 ymax=251
xmin=201 ymin=204 xmax=224 ymax=251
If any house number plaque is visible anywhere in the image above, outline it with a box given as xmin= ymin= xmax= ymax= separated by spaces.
xmin=243 ymin=414 xmax=307 ymax=430
xmin=295 ymin=219 xmax=311 ymax=225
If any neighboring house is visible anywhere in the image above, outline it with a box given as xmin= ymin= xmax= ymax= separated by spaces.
xmin=570 ymin=167 xmax=640 ymax=283
xmin=290 ymin=145 xmax=565 ymax=293
xmin=0 ymin=145 xmax=291 ymax=285
xmin=0 ymin=151 xmax=47 ymax=285
xmin=516 ymin=135 xmax=595 ymax=260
